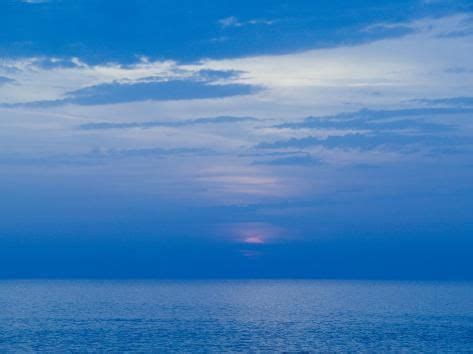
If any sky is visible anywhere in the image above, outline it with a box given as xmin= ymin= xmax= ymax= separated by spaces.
xmin=1 ymin=0 xmax=473 ymax=279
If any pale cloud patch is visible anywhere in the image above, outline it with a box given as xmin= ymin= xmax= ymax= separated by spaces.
xmin=2 ymin=14 xmax=473 ymax=114
xmin=218 ymin=16 xmax=276 ymax=28
xmin=0 ymin=57 xmax=181 ymax=104
xmin=1 ymin=14 xmax=473 ymax=208
xmin=19 ymin=0 xmax=50 ymax=3
xmin=200 ymin=14 xmax=473 ymax=111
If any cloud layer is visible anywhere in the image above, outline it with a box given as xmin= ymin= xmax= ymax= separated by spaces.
xmin=1 ymin=5 xmax=473 ymax=278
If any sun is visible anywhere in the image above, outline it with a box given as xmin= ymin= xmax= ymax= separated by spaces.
xmin=243 ymin=234 xmax=265 ymax=244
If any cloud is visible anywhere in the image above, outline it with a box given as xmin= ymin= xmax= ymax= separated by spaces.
xmin=257 ymin=132 xmax=473 ymax=151
xmin=6 ymin=78 xmax=261 ymax=107
xmin=218 ymin=16 xmax=241 ymax=28
xmin=436 ymin=16 xmax=473 ymax=37
xmin=0 ymin=147 xmax=215 ymax=166
xmin=444 ymin=67 xmax=473 ymax=74
xmin=65 ymin=79 xmax=260 ymax=105
xmin=201 ymin=14 xmax=473 ymax=114
xmin=253 ymin=154 xmax=322 ymax=166
xmin=2 ymin=3 xmax=473 ymax=281
xmin=0 ymin=76 xmax=14 ymax=85
xmin=88 ymin=147 xmax=214 ymax=159
xmin=218 ymin=16 xmax=275 ymax=28
xmin=412 ymin=97 xmax=473 ymax=107
xmin=1 ymin=14 xmax=473 ymax=182
xmin=2 ymin=14 xmax=473 ymax=112
xmin=28 ymin=57 xmax=84 ymax=70
xmin=361 ymin=23 xmax=416 ymax=38
xmin=0 ymin=57 xmax=256 ymax=106
xmin=275 ymin=107 xmax=468 ymax=132
xmin=196 ymin=69 xmax=244 ymax=81
xmin=79 ymin=116 xmax=259 ymax=130
xmin=19 ymin=0 xmax=50 ymax=3
xmin=256 ymin=107 xmax=473 ymax=153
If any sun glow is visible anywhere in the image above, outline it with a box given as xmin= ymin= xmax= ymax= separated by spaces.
xmin=243 ymin=235 xmax=266 ymax=244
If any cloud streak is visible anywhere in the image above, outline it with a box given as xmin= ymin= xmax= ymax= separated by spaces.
xmin=218 ymin=16 xmax=276 ymax=28
xmin=79 ymin=116 xmax=259 ymax=130
xmin=274 ymin=107 xmax=469 ymax=132
xmin=7 ymin=79 xmax=261 ymax=107
xmin=412 ymin=96 xmax=473 ymax=107
xmin=0 ymin=76 xmax=14 ymax=85
xmin=257 ymin=132 xmax=473 ymax=151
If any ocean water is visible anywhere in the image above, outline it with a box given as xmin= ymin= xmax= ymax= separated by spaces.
xmin=0 ymin=280 xmax=472 ymax=352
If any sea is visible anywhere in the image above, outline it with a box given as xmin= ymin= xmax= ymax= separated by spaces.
xmin=0 ymin=280 xmax=472 ymax=352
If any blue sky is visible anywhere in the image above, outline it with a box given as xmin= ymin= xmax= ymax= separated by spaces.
xmin=1 ymin=0 xmax=473 ymax=278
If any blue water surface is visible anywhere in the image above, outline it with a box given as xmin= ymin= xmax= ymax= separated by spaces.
xmin=0 ymin=280 xmax=472 ymax=352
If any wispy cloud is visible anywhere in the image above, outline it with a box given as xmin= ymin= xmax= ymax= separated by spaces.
xmin=0 ymin=76 xmax=14 ymax=85
xmin=2 ymin=14 xmax=473 ymax=112
xmin=218 ymin=16 xmax=276 ymax=28
xmin=256 ymin=106 xmax=473 ymax=154
xmin=0 ymin=147 xmax=215 ymax=166
xmin=60 ymin=79 xmax=259 ymax=106
xmin=274 ymin=108 xmax=466 ymax=132
xmin=0 ymin=58 xmax=254 ymax=106
xmin=89 ymin=146 xmax=215 ymax=159
xmin=258 ymin=132 xmax=473 ymax=152
xmin=411 ymin=97 xmax=473 ymax=107
xmin=253 ymin=154 xmax=322 ymax=166
xmin=79 ymin=116 xmax=259 ymax=130
xmin=4 ymin=78 xmax=261 ymax=107
xmin=19 ymin=0 xmax=50 ymax=3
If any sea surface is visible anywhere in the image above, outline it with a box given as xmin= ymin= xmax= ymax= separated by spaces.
xmin=0 ymin=280 xmax=472 ymax=352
